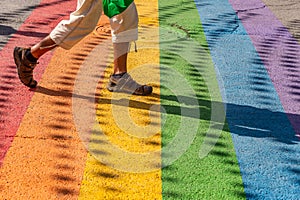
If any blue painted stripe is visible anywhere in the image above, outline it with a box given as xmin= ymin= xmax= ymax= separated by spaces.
xmin=194 ymin=0 xmax=300 ymax=199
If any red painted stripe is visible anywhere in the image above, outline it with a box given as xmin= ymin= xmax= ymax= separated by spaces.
xmin=0 ymin=0 xmax=76 ymax=165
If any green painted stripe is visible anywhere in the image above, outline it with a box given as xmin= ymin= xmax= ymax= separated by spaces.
xmin=159 ymin=0 xmax=246 ymax=199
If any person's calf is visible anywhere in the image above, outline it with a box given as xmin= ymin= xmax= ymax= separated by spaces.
xmin=113 ymin=42 xmax=130 ymax=74
xmin=31 ymin=35 xmax=57 ymax=58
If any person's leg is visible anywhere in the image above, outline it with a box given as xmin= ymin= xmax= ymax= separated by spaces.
xmin=108 ymin=40 xmax=153 ymax=95
xmin=107 ymin=2 xmax=152 ymax=95
xmin=13 ymin=0 xmax=102 ymax=88
xmin=31 ymin=35 xmax=57 ymax=59
xmin=113 ymin=42 xmax=129 ymax=74
xmin=13 ymin=35 xmax=57 ymax=88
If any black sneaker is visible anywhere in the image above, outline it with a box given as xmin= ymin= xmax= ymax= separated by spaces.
xmin=13 ymin=47 xmax=38 ymax=88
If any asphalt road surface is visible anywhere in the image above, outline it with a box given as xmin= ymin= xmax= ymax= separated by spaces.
xmin=0 ymin=0 xmax=41 ymax=49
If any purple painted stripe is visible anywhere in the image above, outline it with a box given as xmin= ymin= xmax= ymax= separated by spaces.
xmin=229 ymin=0 xmax=300 ymax=138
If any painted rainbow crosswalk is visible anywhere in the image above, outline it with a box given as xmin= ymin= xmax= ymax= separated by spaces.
xmin=0 ymin=0 xmax=299 ymax=199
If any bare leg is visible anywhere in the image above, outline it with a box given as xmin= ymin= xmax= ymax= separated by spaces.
xmin=31 ymin=38 xmax=129 ymax=72
xmin=113 ymin=42 xmax=129 ymax=74
xmin=31 ymin=35 xmax=57 ymax=59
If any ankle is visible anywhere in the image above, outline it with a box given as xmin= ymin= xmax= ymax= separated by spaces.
xmin=25 ymin=49 xmax=38 ymax=63
xmin=112 ymin=72 xmax=127 ymax=79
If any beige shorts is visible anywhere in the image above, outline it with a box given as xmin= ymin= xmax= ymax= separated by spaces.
xmin=50 ymin=0 xmax=138 ymax=50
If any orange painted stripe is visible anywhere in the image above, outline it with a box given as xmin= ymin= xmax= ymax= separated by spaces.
xmin=0 ymin=4 xmax=111 ymax=200
xmin=0 ymin=0 xmax=75 ymax=166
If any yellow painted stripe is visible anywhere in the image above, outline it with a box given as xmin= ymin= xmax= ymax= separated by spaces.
xmin=78 ymin=0 xmax=161 ymax=199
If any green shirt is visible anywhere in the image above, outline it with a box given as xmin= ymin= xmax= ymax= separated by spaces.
xmin=103 ymin=0 xmax=134 ymax=18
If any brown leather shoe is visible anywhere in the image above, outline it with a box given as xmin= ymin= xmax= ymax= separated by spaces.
xmin=13 ymin=47 xmax=38 ymax=88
